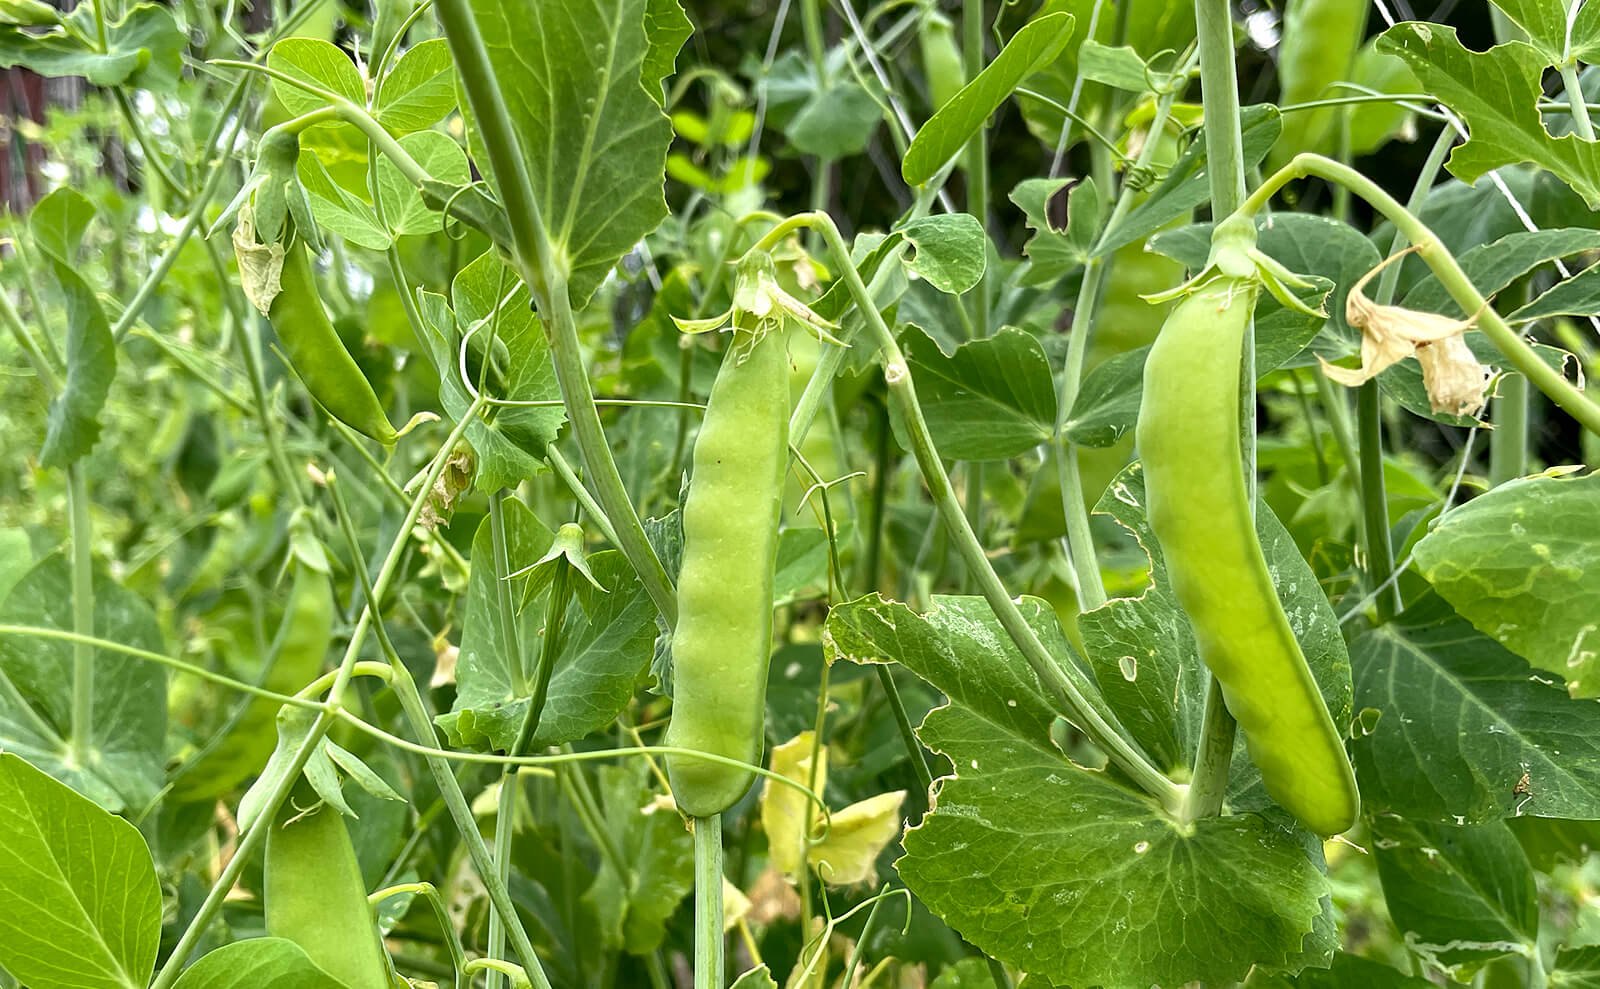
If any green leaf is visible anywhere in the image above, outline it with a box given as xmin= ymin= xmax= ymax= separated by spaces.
xmin=0 ymin=752 xmax=162 ymax=989
xmin=461 ymin=0 xmax=689 ymax=307
xmin=1489 ymin=0 xmax=1600 ymax=65
xmin=1284 ymin=951 xmax=1450 ymax=988
xmin=1349 ymin=612 xmax=1600 ymax=824
xmin=1076 ymin=40 xmax=1153 ymax=92
xmin=824 ymin=593 xmax=1078 ymax=751
xmin=376 ymin=131 xmax=472 ymax=236
xmin=171 ymin=939 xmax=350 ymax=989
xmin=1097 ymin=104 xmax=1281 ymax=257
xmin=171 ymin=569 xmax=335 ymax=800
xmin=1062 ymin=345 xmax=1143 ymax=447
xmin=438 ymin=252 xmax=565 ymax=491
xmin=786 ymin=76 xmax=881 ymax=159
xmin=0 ymin=529 xmax=32 ymax=606
xmin=375 ymin=38 xmax=456 ymax=132
xmin=38 ymin=260 xmax=116 ymax=468
xmin=0 ymin=556 xmax=167 ymax=811
xmin=267 ymin=37 xmax=367 ymax=117
xmin=900 ymin=705 xmax=1328 ymax=987
xmin=1014 ymin=0 xmax=1194 ymax=156
xmin=437 ymin=499 xmax=656 ymax=752
xmin=0 ymin=4 xmax=183 ymax=90
xmin=1554 ymin=944 xmax=1600 ymax=988
xmin=730 ymin=966 xmax=779 ymax=989
xmin=894 ymin=325 xmax=1056 ymax=461
xmin=1373 ymin=818 xmax=1537 ymax=972
xmin=297 ymin=152 xmax=391 ymax=250
xmin=902 ymin=213 xmax=989 ymax=294
xmin=1012 ymin=175 xmax=1102 ymax=284
xmin=1414 ymin=470 xmax=1600 ymax=695
xmin=580 ymin=763 xmax=694 ymax=954
xmin=29 ymin=187 xmax=95 ymax=263
xmin=902 ymin=11 xmax=1076 ymax=186
xmin=1401 ymin=229 xmax=1600 ymax=319
xmin=1377 ymin=23 xmax=1600 ymax=209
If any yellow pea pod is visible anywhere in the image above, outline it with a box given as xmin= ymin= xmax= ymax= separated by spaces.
xmin=664 ymin=325 xmax=789 ymax=818
xmin=1136 ymin=276 xmax=1359 ymax=837
xmin=271 ymin=240 xmax=399 ymax=445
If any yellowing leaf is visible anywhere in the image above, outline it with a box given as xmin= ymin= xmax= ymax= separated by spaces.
xmin=809 ymin=790 xmax=907 ymax=887
xmin=760 ymin=732 xmax=826 ymax=878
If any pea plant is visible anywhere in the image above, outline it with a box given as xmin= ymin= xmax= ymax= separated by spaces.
xmin=3 ymin=0 xmax=1600 ymax=986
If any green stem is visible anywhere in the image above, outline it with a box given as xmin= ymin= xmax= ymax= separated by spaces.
xmin=0 ymin=286 xmax=61 ymax=391
xmin=431 ymin=0 xmax=678 ymax=627
xmin=1238 ymin=154 xmax=1600 ymax=437
xmin=327 ymin=448 xmax=557 ymax=989
xmin=963 ymin=0 xmax=990 ymax=340
xmin=877 ymin=665 xmax=933 ymax=794
xmin=1356 ymin=381 xmax=1398 ymax=623
xmin=547 ymin=447 xmax=622 ymax=547
xmin=1052 ymin=50 xmax=1192 ymax=612
xmin=695 ymin=814 xmax=726 ymax=989
xmin=484 ymin=492 xmax=524 ymax=989
xmin=1490 ymin=361 xmax=1531 ymax=487
xmin=112 ymin=88 xmax=185 ymax=201
xmin=1182 ymin=677 xmax=1235 ymax=820
xmin=1560 ymin=61 xmax=1596 ymax=141
xmin=67 ymin=463 xmax=94 ymax=770
xmin=807 ymin=213 xmax=1180 ymax=810
xmin=369 ymin=882 xmax=469 ymax=989
xmin=148 ymin=400 xmax=487 ymax=989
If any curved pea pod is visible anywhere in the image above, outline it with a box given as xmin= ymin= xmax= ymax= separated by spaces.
xmin=664 ymin=326 xmax=790 ymax=818
xmin=1272 ymin=0 xmax=1367 ymax=167
xmin=264 ymin=782 xmax=392 ymax=989
xmin=918 ymin=9 xmax=966 ymax=112
xmin=270 ymin=240 xmax=400 ymax=445
xmin=1136 ymin=276 xmax=1359 ymax=837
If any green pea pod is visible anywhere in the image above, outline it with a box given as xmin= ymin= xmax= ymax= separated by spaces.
xmin=917 ymin=9 xmax=966 ymax=112
xmin=664 ymin=325 xmax=790 ymax=818
xmin=1136 ymin=276 xmax=1358 ymax=837
xmin=271 ymin=240 xmax=399 ymax=445
xmin=264 ymin=783 xmax=392 ymax=989
xmin=1272 ymin=0 xmax=1367 ymax=167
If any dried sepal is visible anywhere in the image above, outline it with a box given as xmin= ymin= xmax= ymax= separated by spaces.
xmin=232 ymin=203 xmax=285 ymax=316
xmin=1318 ymin=246 xmax=1491 ymax=416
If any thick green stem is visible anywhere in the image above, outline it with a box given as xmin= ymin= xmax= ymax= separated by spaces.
xmin=1051 ymin=52 xmax=1192 ymax=612
xmin=1561 ymin=61 xmax=1596 ymax=141
xmin=67 ymin=463 xmax=94 ymax=770
xmin=0 ymin=287 xmax=61 ymax=392
xmin=1238 ymin=154 xmax=1600 ymax=437
xmin=804 ymin=214 xmax=1179 ymax=810
xmin=432 ymin=0 xmax=677 ymax=627
xmin=963 ymin=0 xmax=990 ymax=340
xmin=695 ymin=815 xmax=725 ymax=989
xmin=1357 ymin=382 xmax=1399 ymax=623
xmin=1183 ymin=671 xmax=1236 ymax=821
xmin=149 ymin=402 xmax=486 ymax=989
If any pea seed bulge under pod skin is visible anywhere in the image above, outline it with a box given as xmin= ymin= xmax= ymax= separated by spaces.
xmin=665 ymin=326 xmax=790 ymax=818
xmin=264 ymin=785 xmax=392 ymax=989
xmin=271 ymin=239 xmax=399 ymax=445
xmin=1136 ymin=276 xmax=1359 ymax=837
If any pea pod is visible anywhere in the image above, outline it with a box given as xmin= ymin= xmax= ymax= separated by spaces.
xmin=271 ymin=240 xmax=399 ymax=445
xmin=664 ymin=324 xmax=790 ymax=818
xmin=264 ymin=783 xmax=392 ymax=989
xmin=917 ymin=9 xmax=966 ymax=112
xmin=1136 ymin=276 xmax=1359 ymax=837
xmin=1272 ymin=0 xmax=1367 ymax=167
